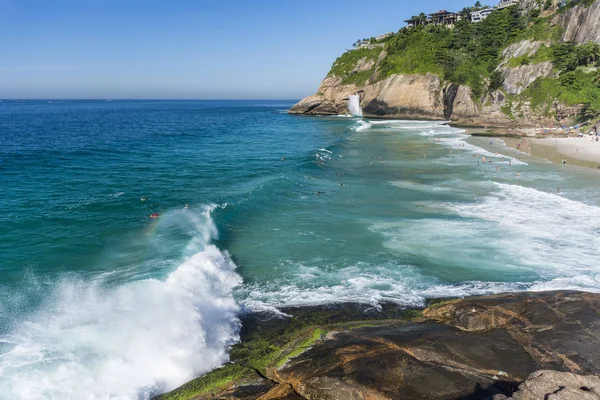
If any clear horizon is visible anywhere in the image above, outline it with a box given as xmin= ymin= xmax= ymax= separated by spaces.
xmin=1 ymin=0 xmax=477 ymax=99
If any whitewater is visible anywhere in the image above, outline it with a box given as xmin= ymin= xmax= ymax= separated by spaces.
xmin=1 ymin=100 xmax=599 ymax=399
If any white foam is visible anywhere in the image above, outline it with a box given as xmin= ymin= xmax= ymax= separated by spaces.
xmin=437 ymin=133 xmax=528 ymax=165
xmin=239 ymin=181 xmax=600 ymax=314
xmin=347 ymin=94 xmax=362 ymax=117
xmin=351 ymin=120 xmax=372 ymax=132
xmin=238 ymin=265 xmax=536 ymax=313
xmin=0 ymin=206 xmax=242 ymax=400
xmin=450 ymin=182 xmax=600 ymax=274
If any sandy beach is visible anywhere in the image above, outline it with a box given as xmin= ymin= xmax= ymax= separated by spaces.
xmin=533 ymin=137 xmax=600 ymax=164
xmin=503 ymin=136 xmax=600 ymax=169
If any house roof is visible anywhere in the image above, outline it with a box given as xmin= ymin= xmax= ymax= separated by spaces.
xmin=428 ymin=9 xmax=457 ymax=16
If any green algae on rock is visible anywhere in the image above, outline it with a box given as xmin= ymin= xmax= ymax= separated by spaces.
xmin=155 ymin=291 xmax=600 ymax=400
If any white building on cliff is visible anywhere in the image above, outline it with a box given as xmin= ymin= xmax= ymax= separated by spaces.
xmin=471 ymin=8 xmax=494 ymax=22
xmin=497 ymin=0 xmax=519 ymax=9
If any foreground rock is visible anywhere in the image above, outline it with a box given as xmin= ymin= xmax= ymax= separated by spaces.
xmin=156 ymin=291 xmax=600 ymax=399
xmin=499 ymin=370 xmax=600 ymax=399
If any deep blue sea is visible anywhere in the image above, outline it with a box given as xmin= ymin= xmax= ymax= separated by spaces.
xmin=1 ymin=100 xmax=599 ymax=399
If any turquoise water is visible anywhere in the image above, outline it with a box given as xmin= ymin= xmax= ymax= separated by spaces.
xmin=1 ymin=100 xmax=599 ymax=399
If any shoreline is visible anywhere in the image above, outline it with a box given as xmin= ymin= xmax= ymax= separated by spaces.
xmin=455 ymin=125 xmax=600 ymax=169
xmin=501 ymin=136 xmax=600 ymax=169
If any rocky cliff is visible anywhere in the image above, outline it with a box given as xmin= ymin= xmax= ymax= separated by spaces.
xmin=290 ymin=0 xmax=600 ymax=128
xmin=554 ymin=0 xmax=600 ymax=45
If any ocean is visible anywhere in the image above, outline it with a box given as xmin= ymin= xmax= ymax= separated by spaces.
xmin=1 ymin=100 xmax=599 ymax=399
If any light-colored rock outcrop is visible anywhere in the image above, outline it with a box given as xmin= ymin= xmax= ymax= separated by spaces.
xmin=554 ymin=0 xmax=600 ymax=44
xmin=503 ymin=61 xmax=555 ymax=95
xmin=501 ymin=40 xmax=545 ymax=62
xmin=498 ymin=370 xmax=600 ymax=400
xmin=361 ymin=73 xmax=445 ymax=119
xmin=290 ymin=73 xmax=446 ymax=120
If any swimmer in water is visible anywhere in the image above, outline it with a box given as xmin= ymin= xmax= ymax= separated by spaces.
xmin=184 ymin=203 xmax=189 ymax=209
xmin=517 ymin=171 xmax=520 ymax=176
xmin=141 ymin=196 xmax=147 ymax=201
xmin=149 ymin=213 xmax=159 ymax=219
xmin=557 ymin=187 xmax=561 ymax=194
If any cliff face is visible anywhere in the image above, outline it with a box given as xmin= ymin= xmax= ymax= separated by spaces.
xmin=289 ymin=73 xmax=447 ymax=120
xmin=554 ymin=0 xmax=600 ymax=45
xmin=290 ymin=0 xmax=600 ymax=127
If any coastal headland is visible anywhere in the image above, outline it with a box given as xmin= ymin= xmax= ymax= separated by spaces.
xmin=289 ymin=0 xmax=600 ymax=133
xmin=156 ymin=291 xmax=600 ymax=400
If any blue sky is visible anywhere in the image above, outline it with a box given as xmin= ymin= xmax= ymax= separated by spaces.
xmin=0 ymin=0 xmax=476 ymax=99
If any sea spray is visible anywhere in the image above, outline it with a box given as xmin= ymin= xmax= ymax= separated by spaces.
xmin=348 ymin=94 xmax=363 ymax=117
xmin=0 ymin=205 xmax=242 ymax=400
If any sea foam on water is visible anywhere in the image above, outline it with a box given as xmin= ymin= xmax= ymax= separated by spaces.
xmin=348 ymin=94 xmax=363 ymax=117
xmin=0 ymin=205 xmax=241 ymax=400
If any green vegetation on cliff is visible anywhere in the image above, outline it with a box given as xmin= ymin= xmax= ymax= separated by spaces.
xmin=330 ymin=6 xmax=528 ymax=94
xmin=329 ymin=46 xmax=383 ymax=85
xmin=382 ymin=6 xmax=526 ymax=98
xmin=326 ymin=1 xmax=600 ymax=122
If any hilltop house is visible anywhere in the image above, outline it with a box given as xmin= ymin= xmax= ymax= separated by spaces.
xmin=497 ymin=0 xmax=519 ymax=9
xmin=403 ymin=16 xmax=429 ymax=28
xmin=428 ymin=10 xmax=462 ymax=26
xmin=404 ymin=0 xmax=519 ymax=29
xmin=470 ymin=0 xmax=520 ymax=23
xmin=471 ymin=8 xmax=494 ymax=22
